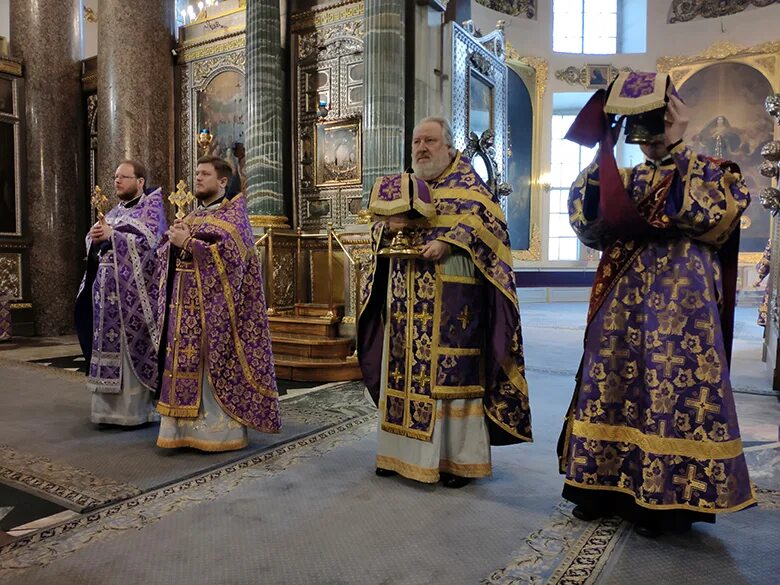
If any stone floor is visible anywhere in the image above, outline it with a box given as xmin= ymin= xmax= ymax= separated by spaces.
xmin=0 ymin=302 xmax=777 ymax=584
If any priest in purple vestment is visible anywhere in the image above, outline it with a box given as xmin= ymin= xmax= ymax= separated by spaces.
xmin=75 ymin=160 xmax=168 ymax=426
xmin=358 ymin=117 xmax=532 ymax=488
xmin=559 ymin=72 xmax=755 ymax=537
xmin=155 ymin=155 xmax=280 ymax=452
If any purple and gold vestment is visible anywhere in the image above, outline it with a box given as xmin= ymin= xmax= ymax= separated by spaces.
xmin=76 ymin=189 xmax=168 ymax=394
xmin=359 ymin=153 xmax=532 ymax=446
xmin=156 ymin=194 xmax=280 ymax=434
xmin=559 ymin=143 xmax=756 ymax=517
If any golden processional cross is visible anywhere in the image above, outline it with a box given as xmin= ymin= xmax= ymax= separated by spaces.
xmin=169 ymin=179 xmax=195 ymax=220
xmin=91 ymin=185 xmax=109 ymax=221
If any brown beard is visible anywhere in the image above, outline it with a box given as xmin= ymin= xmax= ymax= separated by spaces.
xmin=116 ymin=188 xmax=140 ymax=201
xmin=194 ymin=187 xmax=219 ymax=200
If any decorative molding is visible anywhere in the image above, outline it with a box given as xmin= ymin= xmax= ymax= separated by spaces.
xmin=657 ymin=40 xmax=780 ymax=73
xmin=178 ymin=32 xmax=246 ymax=64
xmin=298 ymin=19 xmax=363 ymax=60
xmin=668 ymin=0 xmax=780 ymax=24
xmin=191 ymin=50 xmax=246 ymax=87
xmin=474 ymin=0 xmax=535 ymax=19
xmin=512 ymin=224 xmax=542 ymax=262
xmin=0 ymin=57 xmax=22 ymax=77
xmin=291 ymin=1 xmax=364 ymax=32
xmin=505 ymin=45 xmax=548 ymax=97
xmin=554 ymin=64 xmax=628 ymax=88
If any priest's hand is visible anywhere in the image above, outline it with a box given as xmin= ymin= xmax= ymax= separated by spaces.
xmin=168 ymin=220 xmax=192 ymax=249
xmin=387 ymin=214 xmax=412 ymax=233
xmin=420 ymin=240 xmax=451 ymax=262
xmin=664 ymin=95 xmax=688 ymax=147
xmin=89 ymin=220 xmax=112 ymax=243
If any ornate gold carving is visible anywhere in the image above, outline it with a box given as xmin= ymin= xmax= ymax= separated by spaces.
xmin=83 ymin=6 xmax=97 ymax=23
xmin=191 ymin=46 xmax=246 ymax=84
xmin=249 ymin=215 xmax=290 ymax=228
xmin=512 ymin=224 xmax=542 ymax=262
xmin=9 ymin=302 xmax=31 ymax=309
xmin=0 ymin=254 xmax=22 ymax=299
xmin=504 ymin=44 xmax=547 ymax=97
xmin=657 ymin=40 xmax=780 ymax=72
xmin=298 ymin=19 xmax=363 ymax=60
xmin=0 ymin=57 xmax=22 ymax=77
xmin=178 ymin=33 xmax=246 ymax=64
xmin=668 ymin=0 xmax=780 ymax=24
xmin=272 ymin=251 xmax=295 ymax=308
xmin=291 ymin=1 xmax=364 ymax=31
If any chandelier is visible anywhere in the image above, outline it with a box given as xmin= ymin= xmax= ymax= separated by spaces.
xmin=180 ymin=0 xmax=221 ymax=24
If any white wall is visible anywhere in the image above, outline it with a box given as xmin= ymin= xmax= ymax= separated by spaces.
xmin=472 ymin=0 xmax=780 ymax=273
xmin=0 ymin=0 xmax=10 ymax=43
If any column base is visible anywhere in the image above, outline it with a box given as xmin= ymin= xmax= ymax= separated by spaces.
xmin=249 ymin=215 xmax=290 ymax=229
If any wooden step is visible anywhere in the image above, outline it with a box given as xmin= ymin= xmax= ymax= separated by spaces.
xmin=273 ymin=354 xmax=362 ymax=382
xmin=294 ymin=303 xmax=344 ymax=318
xmin=271 ymin=333 xmax=354 ymax=359
xmin=268 ymin=314 xmax=340 ymax=338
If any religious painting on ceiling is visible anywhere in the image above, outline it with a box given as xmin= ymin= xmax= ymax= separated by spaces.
xmin=314 ymin=119 xmax=362 ymax=187
xmin=678 ymin=62 xmax=774 ymax=254
xmin=196 ymin=70 xmax=246 ymax=190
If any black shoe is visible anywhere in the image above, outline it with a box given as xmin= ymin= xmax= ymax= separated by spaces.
xmin=442 ymin=474 xmax=471 ymax=488
xmin=375 ymin=467 xmax=398 ymax=477
xmin=634 ymin=524 xmax=663 ymax=538
xmin=572 ymin=505 xmax=602 ymax=522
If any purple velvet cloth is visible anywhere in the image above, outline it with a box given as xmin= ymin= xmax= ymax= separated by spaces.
xmin=156 ymin=195 xmax=280 ymax=433
xmin=77 ymin=190 xmax=167 ymax=393
xmin=358 ymin=153 xmax=532 ymax=445
xmin=559 ymin=146 xmax=755 ymax=514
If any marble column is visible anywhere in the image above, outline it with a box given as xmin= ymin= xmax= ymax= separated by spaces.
xmin=10 ymin=0 xmax=84 ymax=335
xmin=245 ymin=0 xmax=287 ymax=225
xmin=97 ymin=0 xmax=174 ymax=194
xmin=362 ymin=0 xmax=406 ymax=206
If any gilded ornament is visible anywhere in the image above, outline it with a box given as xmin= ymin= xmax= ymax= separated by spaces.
xmin=760 ymin=160 xmax=779 ymax=178
xmin=766 ymin=94 xmax=780 ymax=118
xmin=761 ymin=141 xmax=780 ymax=162
xmin=170 ymin=180 xmax=195 ymax=220
xmin=759 ymin=187 xmax=780 ymax=215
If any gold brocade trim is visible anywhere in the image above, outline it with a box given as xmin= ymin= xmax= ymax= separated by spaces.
xmin=571 ymin=420 xmax=745 ymax=459
xmin=438 ymin=403 xmax=485 ymax=419
xmin=437 ymin=347 xmax=481 ymax=356
xmin=188 ymin=213 xmax=249 ymax=262
xmin=380 ymin=421 xmax=437 ymax=442
xmin=156 ymin=435 xmax=248 ymax=452
xmin=439 ymin=274 xmax=480 ymax=285
xmin=440 ymin=460 xmax=492 ymax=478
xmin=563 ymin=479 xmax=757 ymax=514
xmin=433 ymin=188 xmax=507 ymax=223
xmin=375 ymin=455 xmax=440 ymax=483
xmin=155 ymin=403 xmax=200 ymax=418
xmin=485 ymin=408 xmax=534 ymax=442
xmin=698 ymin=173 xmax=741 ymax=246
xmin=385 ymin=388 xmax=436 ymax=404
xmin=431 ymin=385 xmax=485 ymax=399
xmin=604 ymin=73 xmax=667 ymax=115
xmin=208 ymin=247 xmax=278 ymax=399
xmin=434 ymin=214 xmax=515 ymax=276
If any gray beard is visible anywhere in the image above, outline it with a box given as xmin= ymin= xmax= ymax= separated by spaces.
xmin=412 ymin=160 xmax=448 ymax=181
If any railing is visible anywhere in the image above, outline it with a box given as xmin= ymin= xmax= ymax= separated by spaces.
xmin=255 ymin=222 xmax=361 ymax=321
